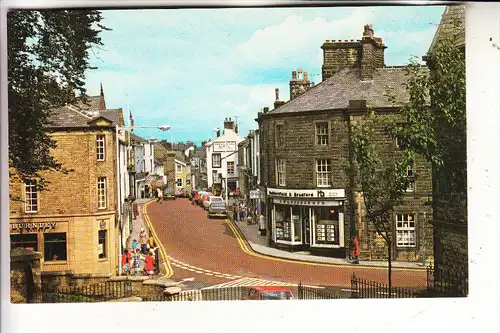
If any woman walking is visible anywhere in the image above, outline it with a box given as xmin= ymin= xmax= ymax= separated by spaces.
xmin=144 ymin=250 xmax=156 ymax=279
xmin=139 ymin=228 xmax=148 ymax=254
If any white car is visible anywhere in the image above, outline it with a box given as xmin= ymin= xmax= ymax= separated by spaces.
xmin=203 ymin=195 xmax=223 ymax=210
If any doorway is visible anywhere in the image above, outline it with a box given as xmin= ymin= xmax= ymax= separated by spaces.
xmin=301 ymin=207 xmax=311 ymax=248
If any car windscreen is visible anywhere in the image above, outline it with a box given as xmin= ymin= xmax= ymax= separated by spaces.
xmin=260 ymin=291 xmax=293 ymax=300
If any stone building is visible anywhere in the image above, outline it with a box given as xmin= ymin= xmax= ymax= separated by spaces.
xmin=257 ymin=24 xmax=433 ymax=262
xmin=9 ymin=89 xmax=123 ymax=283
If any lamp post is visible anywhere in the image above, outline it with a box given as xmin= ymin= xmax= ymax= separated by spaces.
xmin=115 ymin=124 xmax=171 ymax=275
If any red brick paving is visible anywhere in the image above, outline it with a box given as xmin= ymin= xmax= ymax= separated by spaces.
xmin=146 ymin=199 xmax=427 ymax=288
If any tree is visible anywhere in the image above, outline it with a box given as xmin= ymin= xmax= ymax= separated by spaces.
xmin=351 ymin=110 xmax=414 ymax=296
xmin=8 ymin=10 xmax=109 ymax=191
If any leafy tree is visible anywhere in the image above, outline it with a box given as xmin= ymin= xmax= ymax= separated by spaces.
xmin=8 ymin=10 xmax=109 ymax=191
xmin=351 ymin=110 xmax=414 ymax=295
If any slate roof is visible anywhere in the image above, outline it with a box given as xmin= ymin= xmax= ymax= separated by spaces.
xmin=428 ymin=5 xmax=465 ymax=54
xmin=130 ymin=132 xmax=147 ymax=143
xmin=268 ymin=66 xmax=428 ymax=114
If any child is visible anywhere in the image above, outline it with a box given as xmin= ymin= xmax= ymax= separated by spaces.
xmin=121 ymin=249 xmax=131 ymax=275
xmin=131 ymin=239 xmax=138 ymax=251
xmin=144 ymin=250 xmax=156 ymax=279
xmin=132 ymin=248 xmax=141 ymax=275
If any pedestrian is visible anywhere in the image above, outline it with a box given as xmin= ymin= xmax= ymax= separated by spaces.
xmin=121 ymin=249 xmax=131 ymax=276
xmin=148 ymin=234 xmax=156 ymax=250
xmin=144 ymin=250 xmax=156 ymax=279
xmin=233 ymin=204 xmax=238 ymax=221
xmin=131 ymin=238 xmax=138 ymax=252
xmin=157 ymin=187 xmax=163 ymax=203
xmin=352 ymin=235 xmax=360 ymax=264
xmin=130 ymin=196 xmax=139 ymax=220
xmin=132 ymin=248 xmax=141 ymax=275
xmin=139 ymin=228 xmax=148 ymax=254
xmin=258 ymin=214 xmax=266 ymax=236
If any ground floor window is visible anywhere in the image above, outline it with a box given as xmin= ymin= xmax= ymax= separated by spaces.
xmin=396 ymin=213 xmax=416 ymax=247
xmin=176 ymin=178 xmax=183 ymax=187
xmin=291 ymin=206 xmax=302 ymax=242
xmin=275 ymin=205 xmax=291 ymax=241
xmin=98 ymin=230 xmax=107 ymax=259
xmin=313 ymin=207 xmax=340 ymax=245
xmin=44 ymin=233 xmax=67 ymax=261
xmin=11 ymin=234 xmax=38 ymax=251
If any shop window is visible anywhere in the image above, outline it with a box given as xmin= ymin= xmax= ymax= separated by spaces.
xmin=227 ymin=161 xmax=235 ymax=176
xmin=212 ymin=154 xmax=221 ymax=168
xmin=314 ymin=207 xmax=339 ymax=245
xmin=176 ymin=178 xmax=183 ymax=187
xmin=97 ymin=177 xmax=107 ymax=209
xmin=396 ymin=214 xmax=416 ymax=247
xmin=315 ymin=122 xmax=329 ymax=145
xmin=275 ymin=205 xmax=291 ymax=241
xmin=24 ymin=180 xmax=38 ymax=213
xmin=98 ymin=230 xmax=107 ymax=259
xmin=44 ymin=233 xmax=67 ymax=261
xmin=406 ymin=160 xmax=415 ymax=192
xmin=275 ymin=124 xmax=284 ymax=147
xmin=11 ymin=234 xmax=38 ymax=251
xmin=316 ymin=159 xmax=332 ymax=187
xmin=96 ymin=135 xmax=106 ymax=161
xmin=291 ymin=206 xmax=302 ymax=242
xmin=276 ymin=159 xmax=286 ymax=187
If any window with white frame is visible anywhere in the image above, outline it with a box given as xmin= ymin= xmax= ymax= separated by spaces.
xmin=276 ymin=159 xmax=286 ymax=186
xmin=97 ymin=177 xmax=107 ymax=209
xmin=176 ymin=164 xmax=182 ymax=173
xmin=396 ymin=213 xmax=416 ymax=247
xmin=227 ymin=161 xmax=235 ymax=175
xmin=24 ymin=180 xmax=38 ymax=213
xmin=276 ymin=124 xmax=284 ymax=147
xmin=406 ymin=160 xmax=415 ymax=192
xmin=315 ymin=122 xmax=329 ymax=145
xmin=96 ymin=135 xmax=106 ymax=161
xmin=212 ymin=154 xmax=221 ymax=168
xmin=316 ymin=159 xmax=332 ymax=187
xmin=212 ymin=170 xmax=219 ymax=183
xmin=176 ymin=178 xmax=183 ymax=187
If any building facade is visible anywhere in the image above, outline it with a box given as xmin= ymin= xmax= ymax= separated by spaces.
xmin=257 ymin=25 xmax=433 ymax=261
xmin=131 ymin=133 xmax=155 ymax=198
xmin=206 ymin=118 xmax=245 ymax=195
xmin=9 ymin=91 xmax=124 ymax=281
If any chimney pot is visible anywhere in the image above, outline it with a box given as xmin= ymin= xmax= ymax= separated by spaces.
xmin=292 ymin=71 xmax=297 ymax=79
xmin=275 ymin=88 xmax=279 ymax=101
xmin=304 ymin=72 xmax=309 ymax=81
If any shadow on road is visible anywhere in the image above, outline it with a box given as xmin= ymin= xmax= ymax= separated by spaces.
xmin=221 ymin=222 xmax=237 ymax=239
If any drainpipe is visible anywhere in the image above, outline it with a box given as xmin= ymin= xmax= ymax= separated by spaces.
xmin=116 ymin=125 xmax=122 ymax=276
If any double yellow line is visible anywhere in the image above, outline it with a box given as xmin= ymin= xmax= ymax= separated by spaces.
xmin=143 ymin=201 xmax=174 ymax=278
xmin=226 ymin=219 xmax=426 ymax=271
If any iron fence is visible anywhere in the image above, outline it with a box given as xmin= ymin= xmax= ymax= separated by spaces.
xmin=350 ymin=274 xmax=418 ymax=298
xmin=297 ymin=283 xmax=340 ymax=300
xmin=41 ymin=281 xmax=132 ymax=303
xmin=426 ymin=264 xmax=468 ymax=297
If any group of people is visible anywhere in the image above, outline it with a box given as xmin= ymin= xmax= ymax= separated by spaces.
xmin=231 ymin=202 xmax=267 ymax=237
xmin=121 ymin=228 xmax=158 ymax=278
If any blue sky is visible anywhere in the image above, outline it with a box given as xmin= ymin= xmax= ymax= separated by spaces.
xmin=84 ymin=6 xmax=445 ymax=146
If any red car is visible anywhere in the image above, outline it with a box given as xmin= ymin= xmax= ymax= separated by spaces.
xmin=246 ymin=286 xmax=294 ymax=300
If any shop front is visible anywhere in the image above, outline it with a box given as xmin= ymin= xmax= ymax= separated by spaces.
xmin=267 ymin=188 xmax=346 ymax=257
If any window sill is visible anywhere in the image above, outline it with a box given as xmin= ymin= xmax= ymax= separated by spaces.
xmin=98 ymin=258 xmax=108 ymax=262
xmin=44 ymin=260 xmax=68 ymax=265
xmin=316 ymin=185 xmax=332 ymax=188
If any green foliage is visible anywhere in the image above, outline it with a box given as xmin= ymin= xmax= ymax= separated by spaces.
xmin=351 ymin=110 xmax=414 ymax=243
xmin=8 ymin=10 xmax=109 ymax=189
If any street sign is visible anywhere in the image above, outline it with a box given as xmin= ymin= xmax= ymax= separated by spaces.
xmin=250 ymin=190 xmax=260 ymax=199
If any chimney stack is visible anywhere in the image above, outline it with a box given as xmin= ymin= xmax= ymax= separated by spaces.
xmin=361 ymin=24 xmax=386 ymax=80
xmin=274 ymin=88 xmax=285 ymax=109
xmin=290 ymin=68 xmax=312 ymax=100
xmin=263 ymin=107 xmax=269 ymax=113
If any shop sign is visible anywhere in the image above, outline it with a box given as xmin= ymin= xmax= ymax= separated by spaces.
xmin=11 ymin=222 xmax=57 ymax=233
xmin=99 ymin=221 xmax=107 ymax=229
xmin=226 ymin=141 xmax=236 ymax=151
xmin=250 ymin=190 xmax=260 ymax=199
xmin=273 ymin=199 xmax=342 ymax=207
xmin=213 ymin=142 xmax=226 ymax=152
xmin=267 ymin=188 xmax=345 ymax=199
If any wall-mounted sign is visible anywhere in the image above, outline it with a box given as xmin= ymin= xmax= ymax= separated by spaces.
xmin=11 ymin=222 xmax=57 ymax=233
xmin=273 ymin=199 xmax=342 ymax=207
xmin=267 ymin=188 xmax=345 ymax=199
xmin=99 ymin=221 xmax=107 ymax=229
xmin=213 ymin=142 xmax=226 ymax=152
xmin=250 ymin=190 xmax=260 ymax=199
xmin=226 ymin=141 xmax=236 ymax=151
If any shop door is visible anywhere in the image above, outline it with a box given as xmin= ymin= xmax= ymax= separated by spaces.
xmin=301 ymin=207 xmax=311 ymax=247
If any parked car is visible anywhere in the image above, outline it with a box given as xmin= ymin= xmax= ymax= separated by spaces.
xmin=175 ymin=188 xmax=186 ymax=198
xmin=246 ymin=286 xmax=294 ymax=300
xmin=207 ymin=196 xmax=227 ymax=218
xmin=163 ymin=187 xmax=176 ymax=200
xmin=202 ymin=194 xmax=220 ymax=210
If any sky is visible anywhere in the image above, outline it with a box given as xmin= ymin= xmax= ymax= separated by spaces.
xmin=84 ymin=5 xmax=446 ymax=146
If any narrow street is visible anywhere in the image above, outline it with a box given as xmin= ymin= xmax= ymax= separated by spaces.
xmin=146 ymin=198 xmax=427 ymax=289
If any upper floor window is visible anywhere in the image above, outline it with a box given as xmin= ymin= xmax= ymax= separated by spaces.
xmin=212 ymin=154 xmax=221 ymax=168
xmin=316 ymin=159 xmax=332 ymax=187
xmin=96 ymin=135 xmax=106 ymax=161
xmin=276 ymin=159 xmax=286 ymax=187
xmin=176 ymin=164 xmax=182 ymax=173
xmin=24 ymin=180 xmax=38 ymax=213
xmin=315 ymin=122 xmax=329 ymax=145
xmin=212 ymin=170 xmax=220 ymax=183
xmin=97 ymin=177 xmax=107 ymax=209
xmin=396 ymin=213 xmax=416 ymax=247
xmin=227 ymin=161 xmax=235 ymax=175
xmin=276 ymin=124 xmax=284 ymax=147
xmin=406 ymin=160 xmax=415 ymax=192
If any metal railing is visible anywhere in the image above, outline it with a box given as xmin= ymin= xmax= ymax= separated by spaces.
xmin=41 ymin=281 xmax=132 ymax=303
xmin=350 ymin=274 xmax=418 ymax=298
xmin=427 ymin=264 xmax=468 ymax=297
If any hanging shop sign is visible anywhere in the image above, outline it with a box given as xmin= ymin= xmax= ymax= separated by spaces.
xmin=273 ymin=198 xmax=342 ymax=207
xmin=267 ymin=188 xmax=345 ymax=199
xmin=11 ymin=222 xmax=57 ymax=233
xmin=250 ymin=190 xmax=260 ymax=199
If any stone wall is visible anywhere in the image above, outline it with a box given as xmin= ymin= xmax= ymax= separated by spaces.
xmin=11 ymin=248 xmax=42 ymax=303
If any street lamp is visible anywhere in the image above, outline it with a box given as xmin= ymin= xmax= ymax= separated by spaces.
xmin=115 ymin=124 xmax=171 ymax=275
